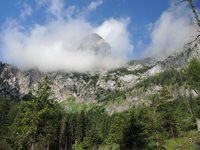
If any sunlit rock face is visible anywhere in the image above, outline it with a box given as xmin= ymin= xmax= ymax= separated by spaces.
xmin=78 ymin=33 xmax=111 ymax=57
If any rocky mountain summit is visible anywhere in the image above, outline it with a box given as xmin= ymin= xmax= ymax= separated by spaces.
xmin=78 ymin=33 xmax=111 ymax=57
xmin=0 ymin=37 xmax=199 ymax=113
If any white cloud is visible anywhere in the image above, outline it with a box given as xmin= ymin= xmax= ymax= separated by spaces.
xmin=1 ymin=1 xmax=132 ymax=72
xmin=87 ymin=0 xmax=103 ymax=11
xmin=145 ymin=4 xmax=197 ymax=60
xmin=95 ymin=18 xmax=133 ymax=57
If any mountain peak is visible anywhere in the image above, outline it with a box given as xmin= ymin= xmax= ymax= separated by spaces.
xmin=78 ymin=33 xmax=111 ymax=57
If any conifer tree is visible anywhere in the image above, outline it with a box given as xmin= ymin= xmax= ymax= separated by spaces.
xmin=10 ymin=76 xmax=60 ymax=150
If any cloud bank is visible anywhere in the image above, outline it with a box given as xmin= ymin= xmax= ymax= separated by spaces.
xmin=145 ymin=4 xmax=197 ymax=60
xmin=1 ymin=0 xmax=133 ymax=72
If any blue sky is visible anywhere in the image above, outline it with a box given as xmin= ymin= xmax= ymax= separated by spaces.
xmin=0 ymin=0 xmax=170 ymax=53
xmin=0 ymin=0 xmax=169 ymax=24
xmin=0 ymin=0 xmax=199 ymax=71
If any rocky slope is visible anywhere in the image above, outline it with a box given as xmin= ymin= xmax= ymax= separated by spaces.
xmin=0 ymin=36 xmax=199 ymax=113
xmin=0 ymin=60 xmax=151 ymax=102
xmin=156 ymin=39 xmax=200 ymax=70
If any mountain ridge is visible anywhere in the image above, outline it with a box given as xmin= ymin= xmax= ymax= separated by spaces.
xmin=0 ymin=38 xmax=199 ymax=113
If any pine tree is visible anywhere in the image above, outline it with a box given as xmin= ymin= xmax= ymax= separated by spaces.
xmin=10 ymin=76 xmax=61 ymax=150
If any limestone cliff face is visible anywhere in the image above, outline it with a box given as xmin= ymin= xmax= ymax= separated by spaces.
xmin=0 ymin=62 xmax=148 ymax=102
xmin=0 ymin=63 xmax=41 ymax=100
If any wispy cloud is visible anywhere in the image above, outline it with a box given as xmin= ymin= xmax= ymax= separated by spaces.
xmin=36 ymin=0 xmax=65 ymax=19
xmin=87 ymin=0 xmax=103 ymax=11
xmin=144 ymin=4 xmax=197 ymax=60
xmin=20 ymin=3 xmax=32 ymax=20
xmin=47 ymin=0 xmax=65 ymax=19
